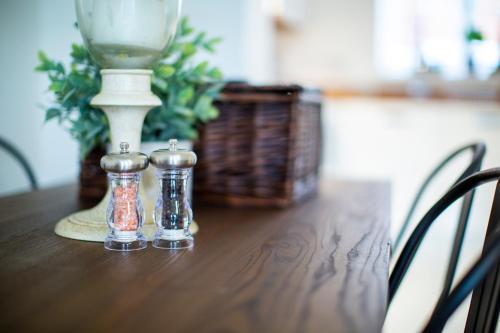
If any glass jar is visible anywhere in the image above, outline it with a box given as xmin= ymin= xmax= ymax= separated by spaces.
xmin=150 ymin=139 xmax=197 ymax=249
xmin=75 ymin=0 xmax=182 ymax=69
xmin=101 ymin=142 xmax=149 ymax=251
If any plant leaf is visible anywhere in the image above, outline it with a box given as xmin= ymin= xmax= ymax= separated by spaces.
xmin=177 ymin=86 xmax=194 ymax=105
xmin=45 ymin=108 xmax=61 ymax=122
xmin=156 ymin=65 xmax=176 ymax=78
xmin=182 ymin=43 xmax=196 ymax=57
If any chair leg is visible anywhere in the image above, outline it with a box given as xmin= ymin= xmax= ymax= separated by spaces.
xmin=465 ymin=182 xmax=500 ymax=333
xmin=438 ymin=190 xmax=475 ymax=306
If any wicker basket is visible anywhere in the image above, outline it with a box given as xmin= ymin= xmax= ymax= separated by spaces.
xmin=79 ymin=146 xmax=107 ymax=204
xmin=193 ymin=83 xmax=322 ymax=207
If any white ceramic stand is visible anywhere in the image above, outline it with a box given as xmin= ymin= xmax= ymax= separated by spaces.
xmin=55 ymin=69 xmax=198 ymax=242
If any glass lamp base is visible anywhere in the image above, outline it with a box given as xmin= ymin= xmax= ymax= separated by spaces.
xmin=153 ymin=235 xmax=193 ymax=249
xmin=104 ymin=234 xmax=147 ymax=251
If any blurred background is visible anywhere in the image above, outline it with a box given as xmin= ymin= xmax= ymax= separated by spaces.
xmin=0 ymin=0 xmax=498 ymax=332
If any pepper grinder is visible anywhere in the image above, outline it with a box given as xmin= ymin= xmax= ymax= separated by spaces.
xmin=150 ymin=139 xmax=197 ymax=249
xmin=100 ymin=142 xmax=149 ymax=251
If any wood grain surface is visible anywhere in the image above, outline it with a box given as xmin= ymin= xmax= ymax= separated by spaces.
xmin=0 ymin=180 xmax=390 ymax=333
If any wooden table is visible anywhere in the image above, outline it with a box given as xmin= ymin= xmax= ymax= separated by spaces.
xmin=0 ymin=180 xmax=390 ymax=333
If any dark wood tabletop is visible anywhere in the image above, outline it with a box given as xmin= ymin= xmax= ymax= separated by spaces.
xmin=0 ymin=180 xmax=390 ymax=333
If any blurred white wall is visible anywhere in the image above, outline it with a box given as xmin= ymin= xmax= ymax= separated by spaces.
xmin=0 ymin=0 xmax=81 ymax=196
xmin=183 ymin=0 xmax=276 ymax=83
xmin=277 ymin=0 xmax=377 ymax=89
xmin=0 ymin=0 xmax=276 ymax=196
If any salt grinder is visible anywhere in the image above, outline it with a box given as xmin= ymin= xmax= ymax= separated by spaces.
xmin=150 ymin=139 xmax=197 ymax=249
xmin=100 ymin=142 xmax=149 ymax=251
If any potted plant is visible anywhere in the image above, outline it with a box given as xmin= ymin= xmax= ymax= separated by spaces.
xmin=36 ymin=17 xmax=223 ymax=201
xmin=465 ymin=27 xmax=484 ymax=77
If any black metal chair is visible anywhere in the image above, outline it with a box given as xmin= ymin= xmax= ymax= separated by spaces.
xmin=389 ymin=168 xmax=500 ymax=332
xmin=423 ymin=230 xmax=500 ymax=333
xmin=392 ymin=142 xmax=486 ymax=303
xmin=0 ymin=137 xmax=38 ymax=190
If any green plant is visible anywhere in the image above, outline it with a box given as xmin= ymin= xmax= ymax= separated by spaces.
xmin=36 ymin=17 xmax=223 ymax=159
xmin=466 ymin=27 xmax=484 ymax=43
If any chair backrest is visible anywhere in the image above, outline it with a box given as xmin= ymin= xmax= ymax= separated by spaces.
xmin=0 ymin=137 xmax=38 ymax=191
xmin=422 ymin=229 xmax=500 ymax=333
xmin=392 ymin=142 xmax=486 ymax=304
xmin=394 ymin=142 xmax=486 ymax=252
xmin=389 ymin=168 xmax=500 ymax=305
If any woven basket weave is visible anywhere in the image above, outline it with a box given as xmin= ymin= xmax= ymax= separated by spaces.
xmin=194 ymin=83 xmax=322 ymax=207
